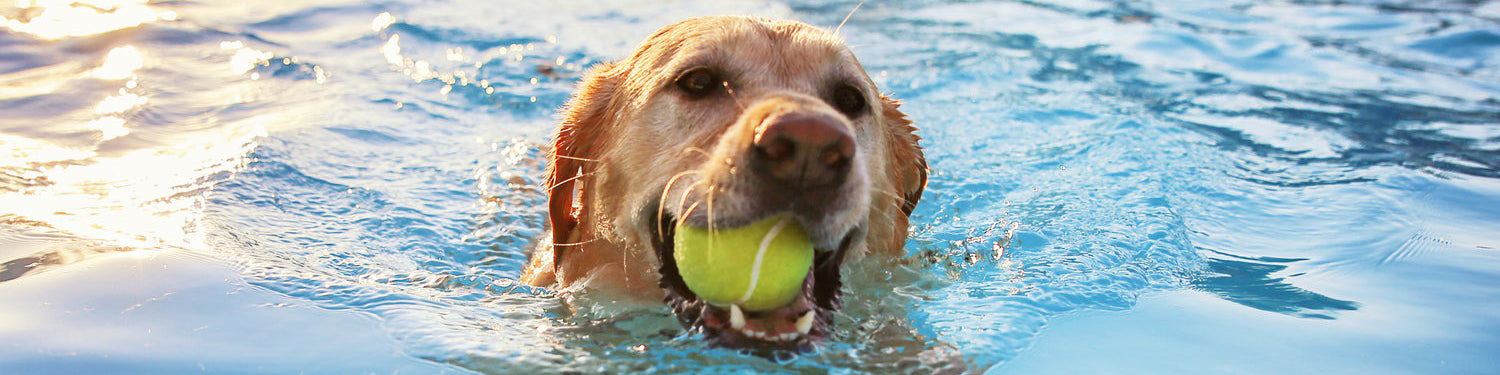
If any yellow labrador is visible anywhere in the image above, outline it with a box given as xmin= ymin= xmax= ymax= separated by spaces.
xmin=523 ymin=15 xmax=926 ymax=349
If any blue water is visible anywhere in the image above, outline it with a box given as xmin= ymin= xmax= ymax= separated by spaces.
xmin=2 ymin=0 xmax=1498 ymax=373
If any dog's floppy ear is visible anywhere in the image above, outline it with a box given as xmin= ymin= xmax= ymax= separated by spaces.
xmin=548 ymin=62 xmax=620 ymax=260
xmin=881 ymin=94 xmax=927 ymax=219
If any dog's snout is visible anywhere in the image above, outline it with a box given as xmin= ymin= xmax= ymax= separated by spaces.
xmin=751 ymin=112 xmax=855 ymax=188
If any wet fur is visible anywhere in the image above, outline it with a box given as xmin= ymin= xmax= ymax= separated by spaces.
xmin=522 ymin=15 xmax=926 ymax=318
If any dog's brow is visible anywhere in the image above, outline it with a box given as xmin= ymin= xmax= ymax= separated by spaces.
xmin=662 ymin=51 xmax=729 ymax=81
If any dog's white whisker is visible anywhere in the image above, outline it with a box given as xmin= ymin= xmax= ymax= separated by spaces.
xmin=722 ymin=81 xmax=747 ymax=111
xmin=658 ymin=170 xmax=702 ymax=238
xmin=679 ymin=200 xmax=703 ymax=228
xmin=676 ymin=181 xmax=705 ymax=220
xmin=544 ymin=168 xmax=600 ymax=192
xmin=834 ymin=1 xmax=865 ymax=36
xmin=706 ymin=184 xmax=719 ymax=244
xmin=551 ymin=237 xmax=602 ymax=247
xmin=554 ymin=154 xmax=601 ymax=162
xmin=681 ymin=147 xmax=713 ymax=159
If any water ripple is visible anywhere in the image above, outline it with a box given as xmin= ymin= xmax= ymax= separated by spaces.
xmin=3 ymin=0 xmax=1499 ymax=373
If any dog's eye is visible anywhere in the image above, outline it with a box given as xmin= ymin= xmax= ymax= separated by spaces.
xmin=675 ymin=68 xmax=722 ymax=98
xmin=830 ymin=84 xmax=867 ymax=117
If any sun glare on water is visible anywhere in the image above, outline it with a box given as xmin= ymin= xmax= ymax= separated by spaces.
xmin=0 ymin=0 xmax=176 ymax=40
xmin=0 ymin=0 xmax=283 ymax=251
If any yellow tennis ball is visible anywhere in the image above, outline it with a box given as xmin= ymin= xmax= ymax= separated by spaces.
xmin=673 ymin=215 xmax=814 ymax=311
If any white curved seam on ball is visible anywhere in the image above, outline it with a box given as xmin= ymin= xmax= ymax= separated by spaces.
xmin=735 ymin=216 xmax=789 ymax=305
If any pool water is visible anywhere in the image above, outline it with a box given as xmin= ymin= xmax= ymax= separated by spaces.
xmin=2 ymin=0 xmax=1499 ymax=373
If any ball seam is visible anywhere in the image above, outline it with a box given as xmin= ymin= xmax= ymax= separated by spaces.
xmin=734 ymin=216 xmax=790 ymax=306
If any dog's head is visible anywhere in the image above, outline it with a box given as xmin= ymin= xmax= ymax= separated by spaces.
xmin=547 ymin=16 xmax=926 ymax=349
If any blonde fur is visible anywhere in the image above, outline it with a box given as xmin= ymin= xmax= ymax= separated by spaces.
xmin=522 ymin=16 xmax=927 ymax=304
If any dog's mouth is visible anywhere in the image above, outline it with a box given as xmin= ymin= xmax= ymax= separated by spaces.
xmin=650 ymin=212 xmax=855 ymax=351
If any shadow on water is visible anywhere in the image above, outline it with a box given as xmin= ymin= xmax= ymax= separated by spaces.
xmin=0 ymin=220 xmax=143 ymax=283
xmin=1192 ymin=249 xmax=1359 ymax=320
xmin=0 ymin=254 xmax=43 ymax=283
xmin=0 ymin=245 xmax=141 ymax=283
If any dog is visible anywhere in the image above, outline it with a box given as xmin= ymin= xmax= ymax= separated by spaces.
xmin=522 ymin=15 xmax=927 ymax=350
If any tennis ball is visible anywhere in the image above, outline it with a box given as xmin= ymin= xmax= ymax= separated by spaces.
xmin=673 ymin=215 xmax=814 ymax=311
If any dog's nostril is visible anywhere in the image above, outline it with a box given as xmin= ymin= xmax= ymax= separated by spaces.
xmin=756 ymin=136 xmax=797 ymax=161
xmin=819 ymin=146 xmax=849 ymax=168
xmin=751 ymin=113 xmax=855 ymax=187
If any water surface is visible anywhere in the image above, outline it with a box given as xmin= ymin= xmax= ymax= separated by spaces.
xmin=2 ymin=0 xmax=1498 ymax=373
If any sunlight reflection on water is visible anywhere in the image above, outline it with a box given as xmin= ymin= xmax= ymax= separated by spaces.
xmin=0 ymin=0 xmax=322 ymax=250
xmin=1 ymin=0 xmax=1498 ymax=374
xmin=0 ymin=0 xmax=174 ymax=40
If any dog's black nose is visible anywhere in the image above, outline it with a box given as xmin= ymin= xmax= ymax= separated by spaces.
xmin=751 ymin=112 xmax=855 ymax=188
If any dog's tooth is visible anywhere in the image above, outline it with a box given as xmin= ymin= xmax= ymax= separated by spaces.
xmin=779 ymin=333 xmax=794 ymax=341
xmin=729 ymin=304 xmax=746 ymax=330
xmin=795 ymin=311 xmax=815 ymax=335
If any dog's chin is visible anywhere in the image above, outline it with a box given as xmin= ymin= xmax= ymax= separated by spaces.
xmin=649 ymin=212 xmax=856 ymax=352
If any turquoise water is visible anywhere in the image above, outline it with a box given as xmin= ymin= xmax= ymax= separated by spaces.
xmin=2 ymin=0 xmax=1498 ymax=373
